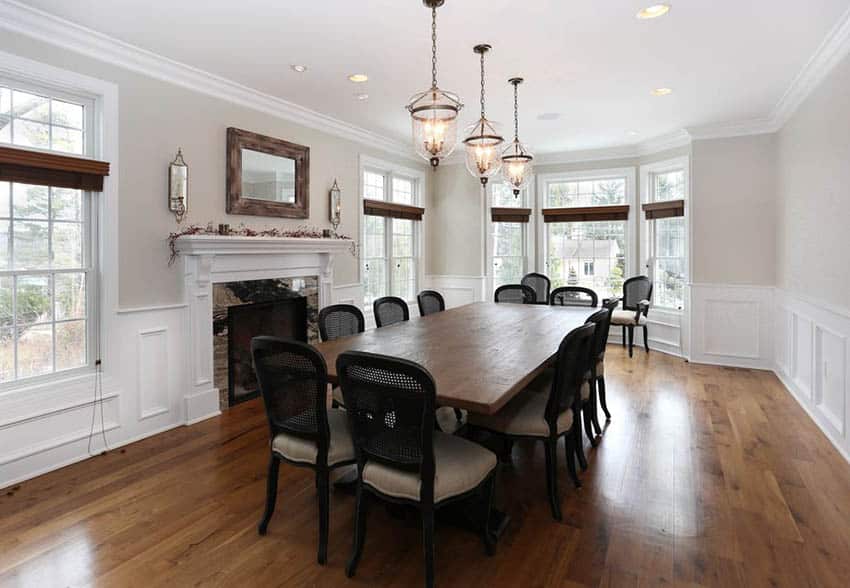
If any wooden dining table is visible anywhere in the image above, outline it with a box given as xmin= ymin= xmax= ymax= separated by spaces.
xmin=315 ymin=301 xmax=598 ymax=416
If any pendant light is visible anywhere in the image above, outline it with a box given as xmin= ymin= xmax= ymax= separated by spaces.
xmin=501 ymin=77 xmax=534 ymax=196
xmin=406 ymin=0 xmax=463 ymax=168
xmin=462 ymin=44 xmax=504 ymax=186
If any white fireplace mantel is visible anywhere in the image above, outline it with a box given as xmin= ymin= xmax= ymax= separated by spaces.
xmin=174 ymin=235 xmax=354 ymax=420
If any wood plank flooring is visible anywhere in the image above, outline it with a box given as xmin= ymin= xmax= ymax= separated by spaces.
xmin=2 ymin=346 xmax=850 ymax=587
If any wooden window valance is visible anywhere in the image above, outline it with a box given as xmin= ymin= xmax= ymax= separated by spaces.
xmin=363 ymin=199 xmax=424 ymax=221
xmin=642 ymin=199 xmax=685 ymax=219
xmin=0 ymin=146 xmax=110 ymax=191
xmin=491 ymin=207 xmax=531 ymax=223
xmin=542 ymin=205 xmax=630 ymax=223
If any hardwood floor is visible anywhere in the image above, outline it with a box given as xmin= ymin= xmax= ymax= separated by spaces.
xmin=2 ymin=346 xmax=850 ymax=587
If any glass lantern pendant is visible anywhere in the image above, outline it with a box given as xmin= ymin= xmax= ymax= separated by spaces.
xmin=501 ymin=77 xmax=534 ymax=196
xmin=406 ymin=0 xmax=463 ymax=168
xmin=463 ymin=44 xmax=504 ymax=186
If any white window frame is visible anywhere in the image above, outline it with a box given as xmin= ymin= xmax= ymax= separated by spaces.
xmin=358 ymin=155 xmax=425 ymax=307
xmin=639 ymin=156 xmax=690 ymax=313
xmin=0 ymin=74 xmax=100 ymax=389
xmin=536 ymin=167 xmax=638 ymax=295
xmin=484 ymin=179 xmax=534 ymax=297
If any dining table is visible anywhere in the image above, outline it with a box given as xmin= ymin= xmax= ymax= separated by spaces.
xmin=316 ymin=301 xmax=598 ymax=415
xmin=314 ymin=300 xmax=599 ymax=542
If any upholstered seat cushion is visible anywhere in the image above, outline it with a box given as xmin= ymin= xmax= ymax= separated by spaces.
xmin=271 ymin=408 xmax=355 ymax=466
xmin=362 ymin=431 xmax=497 ymax=503
xmin=610 ymin=310 xmax=647 ymax=326
xmin=538 ymin=367 xmax=590 ymax=401
xmin=595 ymin=359 xmax=604 ymax=377
xmin=467 ymin=383 xmax=574 ymax=437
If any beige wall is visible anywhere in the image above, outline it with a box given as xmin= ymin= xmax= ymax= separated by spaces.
xmin=428 ymin=163 xmax=486 ymax=277
xmin=0 ymin=31 xmax=429 ymax=308
xmin=690 ymin=134 xmax=777 ymax=286
xmin=776 ymin=51 xmax=850 ymax=310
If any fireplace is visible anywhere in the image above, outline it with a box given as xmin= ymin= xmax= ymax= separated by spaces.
xmin=213 ymin=277 xmax=319 ymax=409
xmin=226 ymin=297 xmax=307 ymax=406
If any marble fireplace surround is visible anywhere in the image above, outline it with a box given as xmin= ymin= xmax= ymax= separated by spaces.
xmin=174 ymin=235 xmax=353 ymax=419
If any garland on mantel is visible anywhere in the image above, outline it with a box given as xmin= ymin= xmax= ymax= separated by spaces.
xmin=167 ymin=222 xmax=355 ymax=266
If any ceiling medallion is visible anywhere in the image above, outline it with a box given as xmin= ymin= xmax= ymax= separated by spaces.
xmin=406 ymin=0 xmax=463 ymax=168
xmin=463 ymin=44 xmax=504 ymax=186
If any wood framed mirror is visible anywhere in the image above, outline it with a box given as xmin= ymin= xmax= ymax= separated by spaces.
xmin=226 ymin=127 xmax=309 ymax=218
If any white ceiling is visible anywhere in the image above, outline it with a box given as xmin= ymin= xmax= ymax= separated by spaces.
xmin=14 ymin=0 xmax=850 ymax=154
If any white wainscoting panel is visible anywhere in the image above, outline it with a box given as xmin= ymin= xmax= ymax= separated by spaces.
xmin=774 ymin=289 xmax=850 ymax=464
xmin=690 ymin=284 xmax=773 ymax=369
xmin=423 ymin=275 xmax=486 ymax=308
xmin=138 ymin=327 xmax=169 ymax=420
xmin=332 ymin=282 xmax=363 ymax=307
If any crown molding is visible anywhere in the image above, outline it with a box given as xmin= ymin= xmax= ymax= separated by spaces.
xmin=0 ymin=0 xmax=419 ymax=163
xmin=771 ymin=4 xmax=850 ymax=129
xmin=686 ymin=118 xmax=778 ymax=141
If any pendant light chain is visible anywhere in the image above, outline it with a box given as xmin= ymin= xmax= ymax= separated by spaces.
xmin=431 ymin=6 xmax=438 ymax=88
xmin=513 ymin=82 xmax=520 ymax=142
xmin=480 ymin=50 xmax=486 ymax=119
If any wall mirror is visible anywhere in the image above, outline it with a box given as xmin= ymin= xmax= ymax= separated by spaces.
xmin=226 ymin=127 xmax=309 ymax=218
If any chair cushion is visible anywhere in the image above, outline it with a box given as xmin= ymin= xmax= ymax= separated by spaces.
xmin=610 ymin=310 xmax=647 ymax=326
xmin=468 ymin=385 xmax=574 ymax=437
xmin=272 ymin=408 xmax=354 ymax=466
xmin=595 ymin=359 xmax=604 ymax=377
xmin=580 ymin=380 xmax=590 ymax=401
xmin=362 ymin=432 xmax=497 ymax=503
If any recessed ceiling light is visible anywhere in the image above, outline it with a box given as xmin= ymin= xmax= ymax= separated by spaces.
xmin=290 ymin=64 xmax=307 ymax=73
xmin=348 ymin=74 xmax=368 ymax=83
xmin=651 ymin=87 xmax=673 ymax=96
xmin=355 ymin=93 xmax=369 ymax=101
xmin=537 ymin=112 xmax=561 ymax=121
xmin=636 ymin=4 xmax=671 ymax=19
xmin=626 ymin=130 xmax=640 ymax=136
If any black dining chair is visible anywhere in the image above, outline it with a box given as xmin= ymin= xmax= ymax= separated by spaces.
xmin=318 ymin=304 xmax=365 ymax=342
xmin=580 ymin=308 xmax=614 ymax=450
xmin=373 ymin=296 xmax=410 ymax=328
xmin=550 ymin=286 xmax=598 ymax=307
xmin=337 ymin=351 xmax=498 ymax=588
xmin=417 ymin=290 xmax=446 ymax=317
xmin=610 ymin=276 xmax=653 ymax=357
xmin=467 ymin=323 xmax=596 ymax=521
xmin=494 ymin=284 xmax=536 ymax=304
xmin=251 ymin=337 xmax=356 ymax=565
xmin=318 ymin=304 xmax=365 ymax=408
xmin=521 ymin=272 xmax=551 ymax=304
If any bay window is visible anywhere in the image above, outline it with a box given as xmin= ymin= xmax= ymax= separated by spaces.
xmin=539 ymin=170 xmax=634 ymax=299
xmin=488 ymin=182 xmax=531 ymax=293
xmin=641 ymin=162 xmax=688 ymax=311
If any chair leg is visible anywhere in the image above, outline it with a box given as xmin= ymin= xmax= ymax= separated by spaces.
xmin=590 ymin=380 xmax=603 ymax=436
xmin=565 ymin=433 xmax=582 ymax=489
xmin=544 ymin=439 xmax=562 ymax=521
xmin=317 ymin=469 xmax=329 ymax=565
xmin=499 ymin=438 xmax=514 ymax=464
xmin=627 ymin=326 xmax=634 ymax=357
xmin=643 ymin=325 xmax=650 ymax=353
xmin=481 ymin=475 xmax=496 ymax=556
xmin=621 ymin=325 xmax=626 ymax=347
xmin=454 ymin=408 xmax=464 ymax=423
xmin=574 ymin=420 xmax=588 ymax=471
xmin=422 ymin=505 xmax=436 ymax=588
xmin=258 ymin=456 xmax=280 ymax=535
xmin=598 ymin=376 xmax=611 ymax=420
xmin=346 ymin=480 xmax=369 ymax=578
xmin=582 ymin=401 xmax=598 ymax=448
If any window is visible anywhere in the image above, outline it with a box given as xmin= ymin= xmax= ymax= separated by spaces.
xmin=540 ymin=171 xmax=633 ymax=299
xmin=361 ymin=161 xmax=422 ymax=305
xmin=1 ymin=81 xmax=96 ymax=384
xmin=644 ymin=167 xmax=687 ymax=310
xmin=489 ymin=182 xmax=530 ymax=292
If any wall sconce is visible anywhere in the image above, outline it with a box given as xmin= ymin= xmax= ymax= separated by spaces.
xmin=329 ymin=179 xmax=341 ymax=233
xmin=168 ymin=148 xmax=188 ymax=223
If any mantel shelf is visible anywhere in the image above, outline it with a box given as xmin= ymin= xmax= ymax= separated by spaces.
xmin=174 ymin=235 xmax=354 ymax=256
